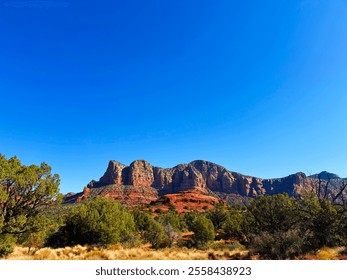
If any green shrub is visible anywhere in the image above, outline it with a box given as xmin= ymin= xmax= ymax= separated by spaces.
xmin=222 ymin=211 xmax=243 ymax=239
xmin=249 ymin=229 xmax=305 ymax=259
xmin=244 ymin=193 xmax=302 ymax=234
xmin=144 ymin=220 xmax=170 ymax=249
xmin=157 ymin=210 xmax=183 ymax=231
xmin=300 ymin=196 xmax=343 ymax=249
xmin=133 ymin=209 xmax=153 ymax=233
xmin=0 ymin=234 xmax=16 ymax=257
xmin=206 ymin=204 xmax=229 ymax=230
xmin=46 ymin=197 xmax=136 ymax=247
xmin=188 ymin=215 xmax=215 ymax=248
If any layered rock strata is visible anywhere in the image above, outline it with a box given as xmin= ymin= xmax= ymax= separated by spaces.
xmin=64 ymin=160 xmax=315 ymax=207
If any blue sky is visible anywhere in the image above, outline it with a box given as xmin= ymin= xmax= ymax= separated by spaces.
xmin=1 ymin=0 xmax=347 ymax=194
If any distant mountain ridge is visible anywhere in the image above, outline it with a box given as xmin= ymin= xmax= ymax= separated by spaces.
xmin=63 ymin=160 xmax=341 ymax=208
xmin=308 ymin=171 xmax=346 ymax=181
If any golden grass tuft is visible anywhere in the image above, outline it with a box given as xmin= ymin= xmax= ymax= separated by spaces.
xmin=2 ymin=246 xmax=34 ymax=260
xmin=315 ymin=247 xmax=345 ymax=260
xmin=33 ymin=248 xmax=59 ymax=260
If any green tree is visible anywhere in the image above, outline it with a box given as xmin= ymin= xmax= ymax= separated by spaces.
xmin=157 ymin=209 xmax=182 ymax=231
xmin=156 ymin=210 xmax=182 ymax=247
xmin=188 ymin=215 xmax=215 ymax=248
xmin=300 ymin=195 xmax=343 ymax=249
xmin=222 ymin=210 xmax=243 ymax=240
xmin=0 ymin=234 xmax=17 ymax=257
xmin=249 ymin=229 xmax=305 ymax=259
xmin=242 ymin=193 xmax=307 ymax=258
xmin=47 ymin=197 xmax=136 ymax=247
xmin=18 ymin=213 xmax=59 ymax=253
xmin=0 ymin=154 xmax=61 ymax=256
xmin=143 ymin=220 xmax=170 ymax=249
xmin=244 ymin=193 xmax=302 ymax=234
xmin=183 ymin=211 xmax=201 ymax=230
xmin=206 ymin=204 xmax=229 ymax=231
xmin=132 ymin=209 xmax=153 ymax=233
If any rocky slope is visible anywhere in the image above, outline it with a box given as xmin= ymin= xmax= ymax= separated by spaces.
xmin=308 ymin=171 xmax=342 ymax=181
xmin=63 ymin=159 xmax=320 ymax=209
xmin=149 ymin=189 xmax=226 ymax=213
xmin=307 ymin=171 xmax=347 ymax=203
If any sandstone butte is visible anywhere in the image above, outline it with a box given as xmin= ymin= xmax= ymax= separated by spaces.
xmin=63 ymin=160 xmax=318 ymax=212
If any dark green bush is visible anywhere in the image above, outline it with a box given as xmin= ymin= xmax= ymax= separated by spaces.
xmin=133 ymin=209 xmax=153 ymax=233
xmin=157 ymin=210 xmax=183 ymax=231
xmin=0 ymin=234 xmax=16 ymax=257
xmin=188 ymin=215 xmax=215 ymax=248
xmin=206 ymin=204 xmax=229 ymax=230
xmin=249 ymin=229 xmax=305 ymax=259
xmin=143 ymin=220 xmax=170 ymax=249
xmin=46 ymin=197 xmax=136 ymax=247
xmin=300 ymin=196 xmax=343 ymax=249
xmin=244 ymin=193 xmax=302 ymax=234
xmin=222 ymin=211 xmax=243 ymax=240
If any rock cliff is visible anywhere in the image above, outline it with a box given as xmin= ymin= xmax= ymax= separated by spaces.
xmin=63 ymin=159 xmax=316 ymax=208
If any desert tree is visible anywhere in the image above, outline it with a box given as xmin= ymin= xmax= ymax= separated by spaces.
xmin=0 ymin=154 xmax=61 ymax=256
xmin=143 ymin=220 xmax=170 ymax=249
xmin=243 ymin=193 xmax=307 ymax=258
xmin=206 ymin=203 xmax=229 ymax=231
xmin=244 ymin=193 xmax=302 ymax=234
xmin=47 ymin=197 xmax=136 ymax=247
xmin=299 ymin=174 xmax=347 ymax=248
xmin=188 ymin=215 xmax=215 ymax=248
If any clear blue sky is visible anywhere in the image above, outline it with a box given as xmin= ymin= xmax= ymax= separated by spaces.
xmin=1 ymin=0 xmax=347 ymax=194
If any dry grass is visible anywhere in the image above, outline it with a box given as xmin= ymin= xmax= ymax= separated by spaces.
xmin=315 ymin=247 xmax=345 ymax=260
xmin=301 ymin=246 xmax=347 ymax=260
xmin=6 ymin=245 xmax=347 ymax=260
xmin=1 ymin=244 xmax=248 ymax=260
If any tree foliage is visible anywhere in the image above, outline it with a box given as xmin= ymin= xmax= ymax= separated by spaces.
xmin=237 ymin=191 xmax=347 ymax=258
xmin=244 ymin=193 xmax=302 ymax=234
xmin=300 ymin=195 xmax=345 ymax=249
xmin=132 ymin=209 xmax=153 ymax=233
xmin=47 ymin=197 xmax=136 ymax=247
xmin=143 ymin=220 xmax=170 ymax=249
xmin=249 ymin=229 xmax=305 ymax=259
xmin=0 ymin=154 xmax=61 ymax=256
xmin=206 ymin=204 xmax=229 ymax=231
xmin=188 ymin=214 xmax=215 ymax=248
xmin=222 ymin=210 xmax=243 ymax=240
xmin=0 ymin=234 xmax=17 ymax=257
xmin=157 ymin=209 xmax=183 ymax=231
xmin=0 ymin=154 xmax=61 ymax=236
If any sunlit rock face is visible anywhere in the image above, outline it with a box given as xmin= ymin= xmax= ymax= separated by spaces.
xmin=63 ymin=159 xmax=316 ymax=207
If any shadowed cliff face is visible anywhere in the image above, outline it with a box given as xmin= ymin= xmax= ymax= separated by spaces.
xmin=99 ymin=160 xmax=126 ymax=185
xmin=64 ymin=159 xmax=315 ymax=206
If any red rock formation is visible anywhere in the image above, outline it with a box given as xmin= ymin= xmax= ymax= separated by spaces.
xmin=63 ymin=159 xmax=315 ymax=208
xmin=149 ymin=190 xmax=225 ymax=213
xmin=76 ymin=187 xmax=91 ymax=202
xmin=99 ymin=160 xmax=126 ymax=185
xmin=127 ymin=160 xmax=154 ymax=187
xmin=96 ymin=185 xmax=158 ymax=206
